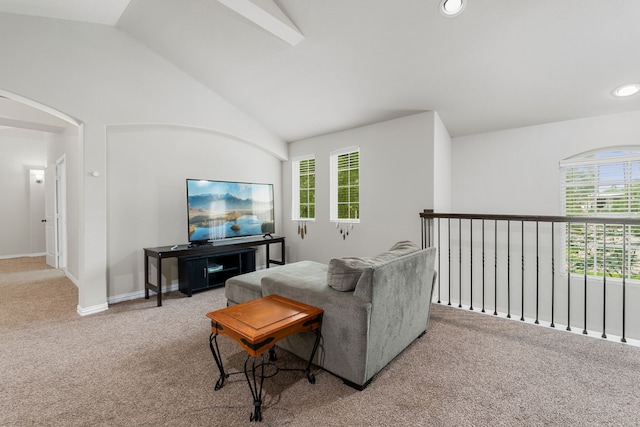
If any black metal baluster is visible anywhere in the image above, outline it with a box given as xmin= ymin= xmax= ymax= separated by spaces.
xmin=437 ymin=218 xmax=441 ymax=304
xmin=583 ymin=223 xmax=588 ymax=335
xmin=459 ymin=219 xmax=463 ymax=308
xmin=602 ymin=224 xmax=607 ymax=339
xmin=482 ymin=219 xmax=486 ymax=313
xmin=448 ymin=218 xmax=452 ymax=306
xmin=416 ymin=211 xmax=640 ymax=347
xmin=507 ymin=220 xmax=511 ymax=319
xmin=551 ymin=222 xmax=555 ymax=328
xmin=535 ymin=220 xmax=540 ymax=325
xmin=494 ymin=220 xmax=498 ymax=316
xmin=567 ymin=223 xmax=572 ymax=332
xmin=470 ymin=219 xmax=474 ymax=310
xmin=521 ymin=220 xmax=525 ymax=322
xmin=622 ymin=224 xmax=627 ymax=343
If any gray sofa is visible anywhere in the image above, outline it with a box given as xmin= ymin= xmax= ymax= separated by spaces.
xmin=225 ymin=241 xmax=437 ymax=389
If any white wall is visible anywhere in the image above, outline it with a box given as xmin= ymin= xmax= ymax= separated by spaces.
xmin=451 ymin=110 xmax=640 ymax=215
xmin=0 ymin=14 xmax=286 ymax=313
xmin=433 ymin=112 xmax=452 ymax=212
xmin=106 ymin=125 xmax=282 ymax=300
xmin=47 ymin=125 xmax=82 ymax=282
xmin=0 ymin=128 xmax=46 ymax=258
xmin=284 ymin=112 xmax=443 ymax=263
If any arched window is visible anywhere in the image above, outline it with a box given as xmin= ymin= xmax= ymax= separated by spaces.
xmin=560 ymin=147 xmax=640 ymax=280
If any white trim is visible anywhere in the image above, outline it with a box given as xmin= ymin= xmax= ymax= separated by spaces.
xmin=0 ymin=89 xmax=81 ymax=126
xmin=0 ymin=253 xmax=46 ymax=260
xmin=56 ymin=155 xmax=68 ymax=270
xmin=77 ymin=303 xmax=109 ymax=316
xmin=66 ymin=271 xmax=80 ymax=288
xmin=292 ymin=154 xmax=316 ymax=221
xmin=560 ymin=153 xmax=640 ymax=168
xmin=217 ymin=0 xmax=305 ymax=46
xmin=292 ymin=153 xmax=315 ymax=162
xmin=329 ymin=146 xmax=359 ymax=157
xmin=330 ymin=147 xmax=360 ymax=223
xmin=107 ymin=284 xmax=179 ymax=304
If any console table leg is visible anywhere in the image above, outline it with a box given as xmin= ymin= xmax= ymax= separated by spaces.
xmin=244 ymin=354 xmax=265 ymax=422
xmin=209 ymin=332 xmax=227 ymax=390
xmin=156 ymin=258 xmax=162 ymax=307
xmin=144 ymin=254 xmax=149 ymax=299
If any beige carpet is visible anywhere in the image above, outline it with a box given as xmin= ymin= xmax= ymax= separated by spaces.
xmin=2 ymin=257 xmax=640 ymax=426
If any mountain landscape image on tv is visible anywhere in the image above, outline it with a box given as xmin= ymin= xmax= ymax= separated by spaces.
xmin=186 ymin=179 xmax=275 ymax=242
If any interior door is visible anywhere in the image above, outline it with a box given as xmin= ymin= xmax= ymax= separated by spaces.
xmin=44 ymin=164 xmax=58 ymax=268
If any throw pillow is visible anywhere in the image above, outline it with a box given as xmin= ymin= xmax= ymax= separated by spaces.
xmin=327 ymin=257 xmax=371 ymax=292
xmin=388 ymin=240 xmax=419 ymax=253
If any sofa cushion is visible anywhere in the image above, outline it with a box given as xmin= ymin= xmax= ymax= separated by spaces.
xmin=327 ymin=241 xmax=420 ymax=292
xmin=225 ymin=260 xmax=328 ymax=304
xmin=327 ymin=257 xmax=372 ymax=291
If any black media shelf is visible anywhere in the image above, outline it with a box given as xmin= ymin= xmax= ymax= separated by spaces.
xmin=143 ymin=235 xmax=285 ymax=307
xmin=178 ymin=248 xmax=256 ymax=296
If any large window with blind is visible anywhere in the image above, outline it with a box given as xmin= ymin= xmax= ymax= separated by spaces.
xmin=330 ymin=147 xmax=360 ymax=222
xmin=560 ymin=147 xmax=640 ymax=280
xmin=292 ymin=155 xmax=316 ymax=220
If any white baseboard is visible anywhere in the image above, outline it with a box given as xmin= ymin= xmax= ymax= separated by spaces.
xmin=77 ymin=303 xmax=109 ymax=316
xmin=0 ymin=252 xmax=46 ymax=260
xmin=107 ymin=283 xmax=179 ymax=305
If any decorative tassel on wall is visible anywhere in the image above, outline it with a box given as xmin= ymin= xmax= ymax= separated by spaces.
xmin=297 ymin=221 xmax=308 ymax=239
xmin=336 ymin=222 xmax=354 ymax=240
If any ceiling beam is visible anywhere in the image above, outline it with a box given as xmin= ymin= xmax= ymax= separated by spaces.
xmin=218 ymin=0 xmax=304 ymax=46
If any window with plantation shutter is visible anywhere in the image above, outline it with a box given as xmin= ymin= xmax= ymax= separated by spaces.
xmin=292 ymin=155 xmax=315 ymax=220
xmin=560 ymin=147 xmax=640 ymax=280
xmin=330 ymin=147 xmax=360 ymax=222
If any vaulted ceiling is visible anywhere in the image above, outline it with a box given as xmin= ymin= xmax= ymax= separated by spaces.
xmin=2 ymin=0 xmax=640 ymax=141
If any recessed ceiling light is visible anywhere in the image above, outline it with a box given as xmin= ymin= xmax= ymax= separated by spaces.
xmin=612 ymin=83 xmax=640 ymax=98
xmin=440 ymin=0 xmax=466 ymax=17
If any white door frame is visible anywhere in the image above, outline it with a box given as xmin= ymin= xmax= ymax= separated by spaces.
xmin=44 ymin=164 xmax=57 ymax=268
xmin=44 ymin=155 xmax=67 ymax=269
xmin=56 ymin=155 xmax=67 ymax=270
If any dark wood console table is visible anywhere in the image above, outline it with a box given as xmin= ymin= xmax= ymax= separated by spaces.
xmin=144 ymin=236 xmax=285 ymax=307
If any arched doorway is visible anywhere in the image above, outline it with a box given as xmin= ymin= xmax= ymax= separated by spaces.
xmin=0 ymin=89 xmax=82 ymax=308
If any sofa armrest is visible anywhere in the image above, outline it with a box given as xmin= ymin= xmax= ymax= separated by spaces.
xmin=361 ymin=248 xmax=437 ymax=379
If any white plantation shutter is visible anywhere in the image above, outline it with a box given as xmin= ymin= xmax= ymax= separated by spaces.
xmin=560 ymin=151 xmax=640 ymax=217
xmin=330 ymin=147 xmax=360 ymax=223
xmin=560 ymin=148 xmax=640 ymax=280
xmin=292 ymin=155 xmax=315 ymax=220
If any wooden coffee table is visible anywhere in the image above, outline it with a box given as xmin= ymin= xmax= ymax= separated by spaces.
xmin=206 ymin=295 xmax=323 ymax=422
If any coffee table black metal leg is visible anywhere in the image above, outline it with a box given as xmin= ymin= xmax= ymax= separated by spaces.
xmin=305 ymin=328 xmax=321 ymax=384
xmin=244 ymin=354 xmax=266 ymax=422
xmin=209 ymin=332 xmax=228 ymax=390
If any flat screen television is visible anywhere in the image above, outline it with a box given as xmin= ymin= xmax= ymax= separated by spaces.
xmin=186 ymin=179 xmax=275 ymax=244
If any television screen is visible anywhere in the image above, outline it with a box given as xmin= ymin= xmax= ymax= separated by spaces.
xmin=186 ymin=179 xmax=275 ymax=243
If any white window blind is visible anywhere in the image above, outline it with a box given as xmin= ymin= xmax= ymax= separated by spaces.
xmin=560 ymin=148 xmax=640 ymax=280
xmin=561 ymin=151 xmax=640 ymax=217
xmin=292 ymin=155 xmax=315 ymax=220
xmin=330 ymin=147 xmax=360 ymax=223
